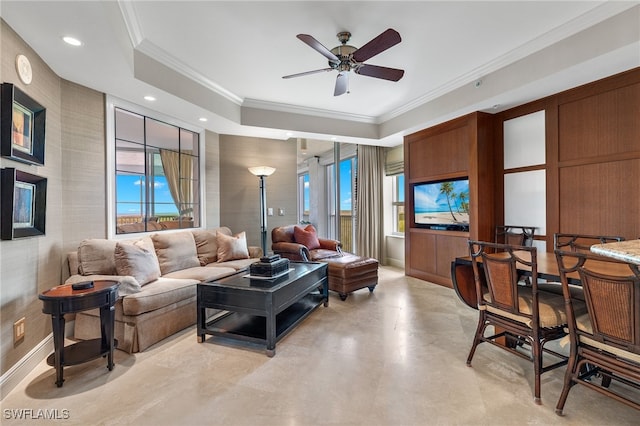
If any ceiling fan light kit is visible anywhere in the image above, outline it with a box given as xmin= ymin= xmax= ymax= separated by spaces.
xmin=283 ymin=28 xmax=404 ymax=96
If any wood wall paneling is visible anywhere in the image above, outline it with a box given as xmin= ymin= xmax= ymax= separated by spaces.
xmin=558 ymin=82 xmax=640 ymax=162
xmin=407 ymin=124 xmax=469 ymax=180
xmin=408 ymin=230 xmax=436 ymax=277
xmin=559 ymin=159 xmax=640 ymax=239
xmin=435 ymin=234 xmax=469 ymax=285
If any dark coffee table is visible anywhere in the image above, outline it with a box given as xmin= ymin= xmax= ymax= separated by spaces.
xmin=197 ymin=262 xmax=328 ymax=356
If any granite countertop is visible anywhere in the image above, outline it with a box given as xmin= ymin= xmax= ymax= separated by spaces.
xmin=590 ymin=239 xmax=640 ymax=265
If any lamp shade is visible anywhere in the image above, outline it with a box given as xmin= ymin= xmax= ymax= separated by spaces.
xmin=248 ymin=166 xmax=276 ymax=177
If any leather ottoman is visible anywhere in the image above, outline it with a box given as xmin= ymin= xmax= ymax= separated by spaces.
xmin=324 ymin=254 xmax=378 ymax=300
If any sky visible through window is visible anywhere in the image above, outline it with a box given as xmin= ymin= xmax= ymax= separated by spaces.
xmin=340 ymin=159 xmax=352 ymax=211
xmin=116 ymin=174 xmax=178 ymax=216
xmin=303 ymin=174 xmax=309 ymax=212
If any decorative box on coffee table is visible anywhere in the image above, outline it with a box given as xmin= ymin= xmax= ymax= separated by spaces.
xmin=249 ymin=254 xmax=290 ymax=278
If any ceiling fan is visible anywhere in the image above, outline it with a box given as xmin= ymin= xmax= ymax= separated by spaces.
xmin=283 ymin=28 xmax=404 ymax=96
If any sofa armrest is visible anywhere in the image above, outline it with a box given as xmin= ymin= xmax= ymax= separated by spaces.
xmin=248 ymin=246 xmax=263 ymax=258
xmin=65 ymin=274 xmax=142 ymax=297
xmin=272 ymin=241 xmax=310 ymax=262
xmin=319 ymin=238 xmax=342 ymax=253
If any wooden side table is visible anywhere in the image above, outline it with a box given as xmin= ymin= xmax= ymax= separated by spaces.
xmin=39 ymin=280 xmax=119 ymax=387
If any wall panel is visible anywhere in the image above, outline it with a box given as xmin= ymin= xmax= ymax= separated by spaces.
xmin=559 ymin=159 xmax=639 ymax=238
xmin=558 ymin=82 xmax=640 ymax=162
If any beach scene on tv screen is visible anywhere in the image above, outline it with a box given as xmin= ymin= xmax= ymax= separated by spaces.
xmin=414 ymin=180 xmax=470 ymax=226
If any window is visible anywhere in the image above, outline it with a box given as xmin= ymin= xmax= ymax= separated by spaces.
xmin=298 ymin=173 xmax=310 ymax=223
xmin=113 ymin=107 xmax=201 ymax=234
xmin=392 ymin=173 xmax=405 ymax=234
xmin=326 ymin=156 xmax=357 ymax=253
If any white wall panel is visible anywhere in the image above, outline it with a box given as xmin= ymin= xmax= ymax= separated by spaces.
xmin=504 ymin=170 xmax=546 ymax=236
xmin=504 ymin=110 xmax=545 ymax=169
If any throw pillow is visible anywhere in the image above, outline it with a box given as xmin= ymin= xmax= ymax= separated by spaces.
xmin=77 ymin=239 xmax=118 ymax=276
xmin=216 ymin=231 xmax=249 ymax=262
xmin=192 ymin=229 xmax=219 ymax=265
xmin=191 ymin=227 xmax=232 ymax=265
xmin=114 ymin=237 xmax=161 ymax=286
xmin=151 ymin=231 xmax=200 ymax=275
xmin=294 ymin=225 xmax=320 ymax=250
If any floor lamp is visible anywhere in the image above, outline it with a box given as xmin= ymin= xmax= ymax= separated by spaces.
xmin=248 ymin=166 xmax=276 ymax=256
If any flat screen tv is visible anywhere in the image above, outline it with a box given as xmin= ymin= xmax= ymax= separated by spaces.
xmin=413 ymin=178 xmax=470 ymax=231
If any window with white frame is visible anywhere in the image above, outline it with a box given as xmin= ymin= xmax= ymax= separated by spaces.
xmin=326 ymin=156 xmax=357 ymax=253
xmin=298 ymin=172 xmax=310 ymax=223
xmin=112 ymin=106 xmax=201 ymax=234
xmin=392 ymin=173 xmax=405 ymax=234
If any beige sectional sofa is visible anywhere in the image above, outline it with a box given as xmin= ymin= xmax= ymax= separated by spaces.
xmin=65 ymin=227 xmax=261 ymax=353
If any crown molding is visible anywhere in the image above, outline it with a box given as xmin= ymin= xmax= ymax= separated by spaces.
xmin=242 ymin=98 xmax=377 ymax=124
xmin=117 ymin=0 xmax=144 ymax=47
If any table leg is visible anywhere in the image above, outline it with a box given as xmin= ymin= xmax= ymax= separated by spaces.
xmin=266 ymin=312 xmax=276 ymax=357
xmin=196 ymin=306 xmax=205 ymax=343
xmin=51 ymin=314 xmax=65 ymax=387
xmin=323 ymin=279 xmax=329 ymax=307
xmin=99 ymin=304 xmax=116 ymax=371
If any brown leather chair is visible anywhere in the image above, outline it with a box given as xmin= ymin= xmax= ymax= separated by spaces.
xmin=271 ymin=225 xmax=378 ymax=300
xmin=271 ymin=225 xmax=343 ymax=262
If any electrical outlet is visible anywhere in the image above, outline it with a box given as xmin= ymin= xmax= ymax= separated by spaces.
xmin=14 ymin=317 xmax=25 ymax=343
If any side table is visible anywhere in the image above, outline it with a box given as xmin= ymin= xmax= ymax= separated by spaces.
xmin=39 ymin=280 xmax=119 ymax=387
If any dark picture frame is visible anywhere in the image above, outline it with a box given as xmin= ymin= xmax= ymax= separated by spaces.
xmin=1 ymin=83 xmax=46 ymax=165
xmin=1 ymin=168 xmax=47 ymax=240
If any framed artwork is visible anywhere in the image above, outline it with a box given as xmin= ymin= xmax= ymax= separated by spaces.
xmin=1 ymin=83 xmax=46 ymax=165
xmin=1 ymin=168 xmax=47 ymax=240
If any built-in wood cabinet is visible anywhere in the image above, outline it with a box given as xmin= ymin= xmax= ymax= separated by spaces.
xmin=404 ymin=112 xmax=495 ymax=287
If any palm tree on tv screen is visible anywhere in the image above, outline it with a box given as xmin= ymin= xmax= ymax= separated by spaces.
xmin=439 ymin=182 xmax=458 ymax=222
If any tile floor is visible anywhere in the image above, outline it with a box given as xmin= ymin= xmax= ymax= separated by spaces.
xmin=2 ymin=266 xmax=638 ymax=425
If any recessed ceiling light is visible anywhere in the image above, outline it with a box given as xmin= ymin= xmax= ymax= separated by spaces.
xmin=62 ymin=36 xmax=82 ymax=46
xmin=199 ymin=117 xmax=208 ymax=122
xmin=144 ymin=95 xmax=156 ymax=101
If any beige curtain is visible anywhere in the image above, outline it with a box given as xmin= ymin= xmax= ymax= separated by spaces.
xmin=159 ymin=149 xmax=193 ymax=216
xmin=356 ymin=145 xmax=384 ymax=260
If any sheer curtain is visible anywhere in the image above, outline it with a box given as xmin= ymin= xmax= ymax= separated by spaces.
xmin=159 ymin=149 xmax=193 ymax=216
xmin=356 ymin=145 xmax=384 ymax=260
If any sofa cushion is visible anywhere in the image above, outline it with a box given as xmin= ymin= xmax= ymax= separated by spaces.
xmin=114 ymin=237 xmax=161 ymax=286
xmin=77 ymin=239 xmax=118 ymax=275
xmin=216 ymin=231 xmax=249 ymax=262
xmin=152 ymin=231 xmax=200 ymax=275
xmin=192 ymin=227 xmax=231 ymax=265
xmin=121 ymin=277 xmax=199 ymax=316
xmin=294 ymin=225 xmax=320 ymax=250
xmin=163 ymin=266 xmax=237 ymax=281
xmin=211 ymin=258 xmax=258 ymax=271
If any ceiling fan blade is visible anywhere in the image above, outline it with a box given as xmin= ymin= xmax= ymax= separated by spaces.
xmin=355 ymin=64 xmax=404 ymax=81
xmin=334 ymin=71 xmax=348 ymax=96
xmin=297 ymin=34 xmax=340 ymax=63
xmin=352 ymin=28 xmax=401 ymax=63
xmin=282 ymin=68 xmax=334 ymax=79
